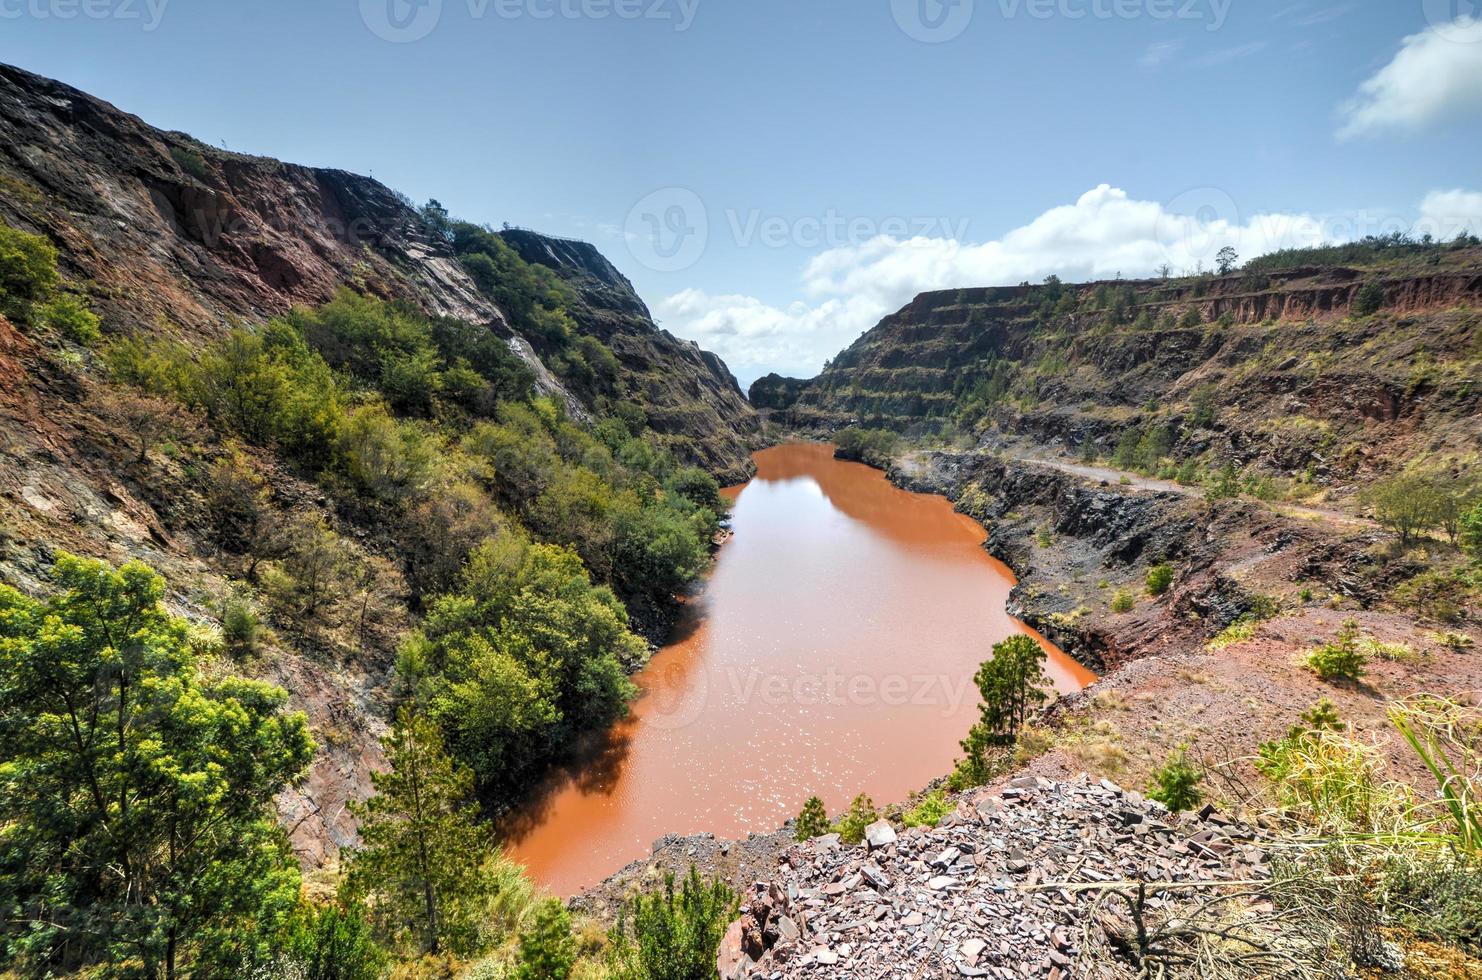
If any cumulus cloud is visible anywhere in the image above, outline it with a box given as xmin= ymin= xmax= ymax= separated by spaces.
xmin=1337 ymin=17 xmax=1482 ymax=139
xmin=1417 ymin=189 xmax=1482 ymax=239
xmin=659 ymin=184 xmax=1477 ymax=385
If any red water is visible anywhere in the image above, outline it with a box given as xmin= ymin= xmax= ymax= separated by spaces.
xmin=502 ymin=443 xmax=1096 ymax=895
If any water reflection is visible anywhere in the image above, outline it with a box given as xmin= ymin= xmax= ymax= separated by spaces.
xmin=502 ymin=442 xmax=1095 ymax=895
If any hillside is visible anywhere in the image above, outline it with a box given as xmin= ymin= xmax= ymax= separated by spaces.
xmin=762 ymin=255 xmax=1482 ymax=485
xmin=0 ymin=62 xmax=757 ymax=872
xmin=0 ymin=63 xmax=758 ymax=481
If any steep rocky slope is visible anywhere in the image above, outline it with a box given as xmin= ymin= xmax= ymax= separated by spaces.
xmin=499 ymin=229 xmax=759 ymax=481
xmin=0 ymin=62 xmax=757 ymax=475
xmin=0 ymin=62 xmax=757 ymax=867
xmin=764 ymin=259 xmax=1482 ymax=481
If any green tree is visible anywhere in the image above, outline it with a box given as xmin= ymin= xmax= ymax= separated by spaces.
xmin=0 ymin=554 xmax=314 ymax=978
xmin=1367 ymin=474 xmax=1444 ymax=545
xmin=340 ymin=710 xmax=502 ymax=957
xmin=610 ymin=867 xmax=739 ymax=980
xmin=1353 ymin=280 xmax=1385 ymax=316
xmin=1215 ymin=245 xmax=1239 ymax=275
xmin=514 ymin=898 xmax=578 ymax=980
xmin=1462 ymin=501 xmax=1482 ymax=561
xmin=832 ymin=794 xmax=878 ymax=845
xmin=1148 ymin=748 xmax=1203 ymax=811
xmin=971 ymin=634 xmax=1050 ymax=744
xmin=1306 ymin=619 xmax=1367 ymax=682
xmin=794 ymin=796 xmax=829 ymax=841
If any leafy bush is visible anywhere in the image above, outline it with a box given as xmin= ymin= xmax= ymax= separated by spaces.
xmin=794 ymin=796 xmax=829 ymax=841
xmin=404 ymin=531 xmax=643 ymax=800
xmin=0 ymin=222 xmax=60 ymax=324
xmin=1306 ymin=620 xmax=1367 ymax=682
xmin=1148 ymin=747 xmax=1203 ymax=812
xmin=1395 ymin=570 xmax=1476 ymax=625
xmin=834 ymin=426 xmax=900 ymax=468
xmin=1352 ymin=280 xmax=1385 ymax=316
xmin=901 ymin=790 xmax=953 ymax=829
xmin=280 ymin=903 xmax=388 ymax=980
xmin=832 ymin=794 xmax=879 ymax=845
xmin=609 ymin=867 xmax=739 ymax=980
xmin=0 ymin=555 xmax=314 ymax=977
xmin=1145 ymin=562 xmax=1174 ymax=596
xmin=42 ymin=294 xmax=101 ymax=344
xmin=1110 ymin=588 xmax=1135 ymax=613
xmin=222 ymin=597 xmax=260 ymax=657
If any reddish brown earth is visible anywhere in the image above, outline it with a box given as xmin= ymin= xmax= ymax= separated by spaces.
xmin=504 ymin=443 xmax=1094 ymax=896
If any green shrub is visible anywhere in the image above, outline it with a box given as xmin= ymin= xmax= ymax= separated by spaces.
xmin=1462 ymin=502 xmax=1482 ymax=560
xmin=794 ymin=796 xmax=829 ymax=841
xmin=281 ymin=902 xmax=387 ymax=980
xmin=1110 ymin=588 xmax=1135 ymax=613
xmin=0 ymin=222 xmax=60 ymax=324
xmin=170 ymin=145 xmax=210 ymax=179
xmin=514 ymin=898 xmax=577 ymax=980
xmin=901 ymin=790 xmax=953 ymax=829
xmin=1148 ymin=747 xmax=1202 ymax=812
xmin=1145 ymin=563 xmax=1174 ymax=596
xmin=610 ymin=867 xmax=738 ymax=980
xmin=1352 ymin=280 xmax=1385 ymax=316
xmin=221 ymin=598 xmax=259 ymax=657
xmin=832 ymin=794 xmax=878 ymax=845
xmin=1306 ymin=619 xmax=1367 ymax=682
xmin=42 ymin=294 xmax=100 ymax=345
xmin=1394 ymin=570 xmax=1475 ymax=625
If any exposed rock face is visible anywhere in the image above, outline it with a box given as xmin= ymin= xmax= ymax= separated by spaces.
xmin=499 ymin=229 xmax=760 ymax=482
xmin=779 ymin=263 xmax=1482 ymax=476
xmin=0 ymin=62 xmax=757 ymax=479
xmin=719 ymin=776 xmax=1269 ymax=979
xmin=0 ymin=63 xmax=500 ymax=337
xmin=747 ymin=372 xmax=810 ymax=412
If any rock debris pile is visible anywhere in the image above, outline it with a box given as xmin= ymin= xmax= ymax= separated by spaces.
xmin=718 ymin=775 xmax=1270 ymax=979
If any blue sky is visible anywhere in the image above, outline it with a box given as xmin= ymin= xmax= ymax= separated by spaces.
xmin=3 ymin=0 xmax=1480 ymax=385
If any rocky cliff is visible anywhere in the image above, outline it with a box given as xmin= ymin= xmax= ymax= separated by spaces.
xmin=499 ymin=229 xmax=759 ymax=481
xmin=0 ymin=62 xmax=757 ymax=477
xmin=774 ymin=258 xmax=1482 ymax=480
xmin=0 ymin=62 xmax=758 ymax=866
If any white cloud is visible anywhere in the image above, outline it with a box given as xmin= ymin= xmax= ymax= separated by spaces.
xmin=1337 ymin=17 xmax=1482 ymax=139
xmin=660 ymin=184 xmax=1478 ymax=385
xmin=1138 ymin=40 xmax=1183 ymax=69
xmin=1417 ymin=189 xmax=1482 ymax=239
xmin=1188 ymin=40 xmax=1268 ymax=68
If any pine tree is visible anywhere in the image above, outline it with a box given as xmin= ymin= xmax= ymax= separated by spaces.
xmin=794 ymin=796 xmax=829 ymax=841
xmin=514 ymin=899 xmax=577 ymax=980
xmin=973 ymin=634 xmax=1050 ymax=743
xmin=340 ymin=710 xmax=501 ymax=957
